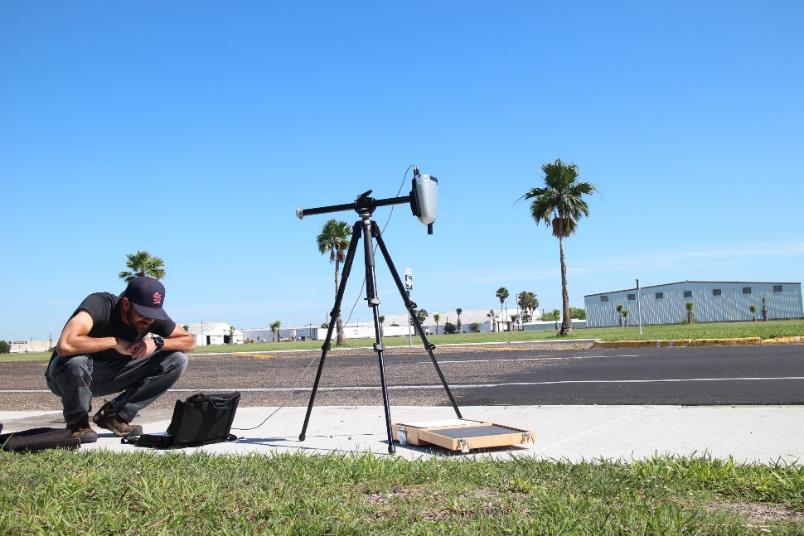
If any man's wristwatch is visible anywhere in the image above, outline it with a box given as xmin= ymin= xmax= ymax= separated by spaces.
xmin=152 ymin=335 xmax=165 ymax=351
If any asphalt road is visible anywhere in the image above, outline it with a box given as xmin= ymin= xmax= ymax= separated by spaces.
xmin=1 ymin=343 xmax=802 ymax=411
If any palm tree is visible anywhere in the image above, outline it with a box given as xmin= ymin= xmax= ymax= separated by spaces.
xmin=119 ymin=250 xmax=166 ymax=281
xmin=685 ymin=302 xmax=694 ymax=324
xmin=456 ymin=308 xmax=463 ymax=333
xmin=616 ymin=304 xmax=624 ymax=327
xmin=270 ymin=320 xmax=281 ymax=342
xmin=621 ymin=309 xmax=629 ymax=327
xmin=517 ymin=291 xmax=539 ymax=323
xmin=487 ymin=309 xmax=497 ymax=332
xmin=433 ymin=313 xmax=440 ymax=335
xmin=317 ymin=219 xmax=351 ymax=346
xmin=749 ymin=304 xmax=757 ymax=322
xmin=524 ymin=160 xmax=596 ymax=335
xmin=496 ymin=287 xmax=509 ymax=321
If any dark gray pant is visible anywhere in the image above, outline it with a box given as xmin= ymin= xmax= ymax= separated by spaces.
xmin=45 ymin=351 xmax=188 ymax=427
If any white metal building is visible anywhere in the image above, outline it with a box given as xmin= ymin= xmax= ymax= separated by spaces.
xmin=584 ymin=281 xmax=803 ymax=328
xmin=9 ymin=339 xmax=54 ymax=353
xmin=184 ymin=322 xmax=244 ymax=347
xmin=240 ymin=308 xmax=529 ymax=342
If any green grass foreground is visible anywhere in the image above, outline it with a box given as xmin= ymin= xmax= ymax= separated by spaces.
xmin=3 ymin=319 xmax=803 ymax=363
xmin=0 ymin=452 xmax=801 ymax=535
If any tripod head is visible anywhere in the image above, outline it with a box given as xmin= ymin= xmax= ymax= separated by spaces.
xmin=296 ymin=166 xmax=438 ymax=234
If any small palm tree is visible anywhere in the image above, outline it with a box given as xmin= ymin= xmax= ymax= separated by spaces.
xmin=621 ymin=309 xmax=629 ymax=327
xmin=487 ymin=309 xmax=497 ymax=332
xmin=517 ymin=291 xmax=539 ymax=323
xmin=119 ymin=250 xmax=166 ymax=281
xmin=317 ymin=219 xmax=351 ymax=346
xmin=616 ymin=304 xmax=624 ymax=327
xmin=270 ymin=320 xmax=281 ymax=342
xmin=415 ymin=309 xmax=429 ymax=326
xmin=685 ymin=302 xmax=694 ymax=324
xmin=433 ymin=313 xmax=440 ymax=335
xmin=524 ymin=159 xmax=596 ymax=335
xmin=456 ymin=308 xmax=463 ymax=333
xmin=749 ymin=304 xmax=757 ymax=321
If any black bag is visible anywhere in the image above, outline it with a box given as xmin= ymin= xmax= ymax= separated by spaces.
xmin=0 ymin=424 xmax=81 ymax=453
xmin=127 ymin=392 xmax=240 ymax=449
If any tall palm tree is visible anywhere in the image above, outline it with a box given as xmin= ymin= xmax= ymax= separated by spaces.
xmin=496 ymin=287 xmax=509 ymax=321
xmin=433 ymin=313 xmax=440 ymax=335
xmin=119 ymin=250 xmax=166 ymax=281
xmin=524 ymin=159 xmax=596 ymax=335
xmin=456 ymin=308 xmax=463 ymax=333
xmin=317 ymin=219 xmax=351 ymax=346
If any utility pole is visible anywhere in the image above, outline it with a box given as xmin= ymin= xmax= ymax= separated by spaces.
xmin=405 ymin=267 xmax=413 ymax=346
xmin=636 ymin=279 xmax=643 ymax=337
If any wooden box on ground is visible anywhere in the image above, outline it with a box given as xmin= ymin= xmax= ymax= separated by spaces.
xmin=392 ymin=419 xmax=535 ymax=453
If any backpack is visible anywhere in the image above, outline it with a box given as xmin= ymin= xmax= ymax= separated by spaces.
xmin=124 ymin=392 xmax=240 ymax=449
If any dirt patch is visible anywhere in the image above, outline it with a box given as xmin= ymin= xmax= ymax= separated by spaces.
xmin=365 ymin=484 xmax=515 ymax=521
xmin=707 ymin=500 xmax=803 ymax=527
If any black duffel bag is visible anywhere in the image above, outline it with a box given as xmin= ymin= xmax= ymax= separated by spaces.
xmin=1 ymin=423 xmax=81 ymax=453
xmin=126 ymin=392 xmax=240 ymax=449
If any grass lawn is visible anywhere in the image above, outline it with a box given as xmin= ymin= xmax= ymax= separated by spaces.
xmin=0 ymin=451 xmax=801 ymax=534
xmin=3 ymin=319 xmax=803 ymax=363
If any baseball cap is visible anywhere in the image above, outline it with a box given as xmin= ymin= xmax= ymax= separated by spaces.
xmin=122 ymin=276 xmax=172 ymax=321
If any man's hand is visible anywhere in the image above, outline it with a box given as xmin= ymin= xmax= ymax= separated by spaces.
xmin=126 ymin=338 xmax=156 ymax=359
xmin=115 ymin=338 xmax=134 ymax=356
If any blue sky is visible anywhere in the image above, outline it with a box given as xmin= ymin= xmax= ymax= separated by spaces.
xmin=2 ymin=1 xmax=803 ymax=340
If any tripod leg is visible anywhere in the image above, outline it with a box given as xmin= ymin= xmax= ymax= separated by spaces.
xmin=361 ymin=216 xmax=396 ymax=454
xmin=371 ymin=222 xmax=463 ymax=419
xmin=299 ymin=221 xmax=362 ymax=441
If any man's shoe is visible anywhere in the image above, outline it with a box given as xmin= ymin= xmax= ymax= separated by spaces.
xmin=68 ymin=415 xmax=98 ymax=444
xmin=93 ymin=401 xmax=143 ymax=438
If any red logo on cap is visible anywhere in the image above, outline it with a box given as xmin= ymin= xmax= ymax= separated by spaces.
xmin=152 ymin=292 xmax=162 ymax=305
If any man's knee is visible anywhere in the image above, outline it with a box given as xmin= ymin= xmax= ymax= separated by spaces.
xmin=59 ymin=355 xmax=93 ymax=380
xmin=162 ymin=351 xmax=188 ymax=376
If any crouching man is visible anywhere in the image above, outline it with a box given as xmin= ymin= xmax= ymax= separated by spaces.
xmin=46 ymin=276 xmax=195 ymax=443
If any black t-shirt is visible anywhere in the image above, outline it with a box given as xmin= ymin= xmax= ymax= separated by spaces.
xmin=62 ymin=292 xmax=176 ymax=360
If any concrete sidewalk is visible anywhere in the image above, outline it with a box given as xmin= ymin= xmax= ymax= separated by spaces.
xmin=2 ymin=405 xmax=801 ymax=464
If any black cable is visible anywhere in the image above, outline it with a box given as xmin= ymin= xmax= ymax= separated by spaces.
xmin=338 ymin=164 xmax=415 ymax=336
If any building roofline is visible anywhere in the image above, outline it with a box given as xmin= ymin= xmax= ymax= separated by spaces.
xmin=584 ymin=280 xmax=802 ymax=298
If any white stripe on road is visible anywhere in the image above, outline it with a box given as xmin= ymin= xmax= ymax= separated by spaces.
xmin=419 ymin=354 xmax=639 ymax=364
xmin=3 ymin=376 xmax=803 ymax=394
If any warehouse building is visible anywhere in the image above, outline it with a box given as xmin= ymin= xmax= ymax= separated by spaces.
xmin=584 ymin=281 xmax=803 ymax=328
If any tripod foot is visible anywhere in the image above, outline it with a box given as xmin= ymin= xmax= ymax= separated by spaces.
xmin=388 ymin=443 xmax=396 ymax=454
xmin=299 ymin=433 xmax=306 ymax=442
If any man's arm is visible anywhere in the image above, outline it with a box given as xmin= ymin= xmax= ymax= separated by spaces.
xmin=56 ymin=311 xmax=132 ymax=357
xmin=128 ymin=323 xmax=196 ymax=358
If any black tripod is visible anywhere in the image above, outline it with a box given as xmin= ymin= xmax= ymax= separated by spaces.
xmin=298 ymin=191 xmax=462 ymax=453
